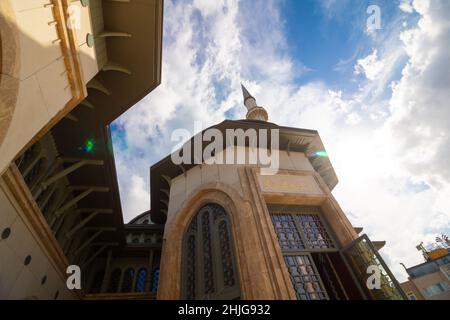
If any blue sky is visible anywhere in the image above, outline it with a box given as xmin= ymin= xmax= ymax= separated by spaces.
xmin=282 ymin=0 xmax=366 ymax=85
xmin=111 ymin=0 xmax=450 ymax=282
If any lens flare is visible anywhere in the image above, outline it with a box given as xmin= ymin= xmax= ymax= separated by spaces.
xmin=314 ymin=150 xmax=328 ymax=157
xmin=82 ymin=139 xmax=95 ymax=153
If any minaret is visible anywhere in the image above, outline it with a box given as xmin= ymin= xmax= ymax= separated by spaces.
xmin=241 ymin=84 xmax=269 ymax=121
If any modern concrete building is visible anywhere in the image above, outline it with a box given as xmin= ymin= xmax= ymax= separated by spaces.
xmin=0 ymin=0 xmax=163 ymax=299
xmin=401 ymin=243 xmax=450 ymax=300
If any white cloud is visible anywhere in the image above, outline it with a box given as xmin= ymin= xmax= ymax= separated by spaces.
xmin=345 ymin=112 xmax=362 ymax=125
xmin=192 ymin=0 xmax=225 ymax=16
xmin=354 ymin=49 xmax=385 ymax=80
xmin=399 ymin=0 xmax=414 ymax=13
xmin=342 ymin=0 xmax=450 ymax=279
xmin=385 ymin=0 xmax=450 ymax=186
xmin=113 ymin=0 xmax=450 ymax=283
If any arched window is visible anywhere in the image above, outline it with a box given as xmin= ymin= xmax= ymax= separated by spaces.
xmin=181 ymin=203 xmax=240 ymax=299
xmin=132 ymin=237 xmax=140 ymax=244
xmin=135 ymin=268 xmax=148 ymax=292
xmin=107 ymin=268 xmax=122 ymax=293
xmin=90 ymin=269 xmax=105 ymax=293
xmin=121 ymin=267 xmax=135 ymax=292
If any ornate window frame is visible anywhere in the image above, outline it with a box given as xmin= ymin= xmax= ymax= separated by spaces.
xmin=181 ymin=203 xmax=240 ymax=300
xmin=267 ymin=205 xmax=342 ymax=300
xmin=135 ymin=267 xmax=148 ymax=292
xmin=268 ymin=205 xmax=338 ymax=253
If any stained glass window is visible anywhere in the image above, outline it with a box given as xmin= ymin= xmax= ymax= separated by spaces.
xmin=182 ymin=203 xmax=240 ymax=299
xmin=107 ymin=268 xmax=121 ymax=293
xmin=201 ymin=211 xmax=215 ymax=294
xmin=269 ymin=206 xmax=335 ymax=301
xmin=296 ymin=214 xmax=334 ymax=249
xmin=151 ymin=268 xmax=160 ymax=293
xmin=185 ymin=234 xmax=196 ymax=299
xmin=135 ymin=268 xmax=148 ymax=292
xmin=218 ymin=220 xmax=236 ymax=287
xmin=271 ymin=214 xmax=305 ymax=250
xmin=270 ymin=208 xmax=335 ymax=251
xmin=284 ymin=254 xmax=328 ymax=300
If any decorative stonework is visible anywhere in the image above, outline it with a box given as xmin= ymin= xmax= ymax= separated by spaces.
xmin=157 ymin=180 xmax=296 ymax=300
xmin=258 ymin=173 xmax=324 ymax=195
xmin=256 ymin=168 xmax=358 ymax=246
xmin=246 ymin=106 xmax=268 ymax=122
xmin=157 ymin=157 xmax=361 ymax=300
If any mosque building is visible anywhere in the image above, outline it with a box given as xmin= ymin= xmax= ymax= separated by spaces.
xmin=0 ymin=0 xmax=405 ymax=300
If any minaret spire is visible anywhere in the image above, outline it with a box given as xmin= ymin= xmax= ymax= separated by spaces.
xmin=240 ymin=83 xmax=268 ymax=121
xmin=241 ymin=84 xmax=254 ymax=101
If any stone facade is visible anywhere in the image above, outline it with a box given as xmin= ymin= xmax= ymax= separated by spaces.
xmin=0 ymin=166 xmax=77 ymax=299
xmin=158 ymin=148 xmax=360 ymax=299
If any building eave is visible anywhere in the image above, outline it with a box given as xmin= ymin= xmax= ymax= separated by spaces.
xmin=149 ymin=119 xmax=339 ymax=224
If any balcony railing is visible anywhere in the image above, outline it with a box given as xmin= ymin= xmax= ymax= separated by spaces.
xmin=341 ymin=234 xmax=406 ymax=300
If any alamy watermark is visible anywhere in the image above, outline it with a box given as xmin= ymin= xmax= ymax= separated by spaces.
xmin=366 ymin=265 xmax=381 ymax=290
xmin=66 ymin=265 xmax=81 ymax=290
xmin=170 ymin=121 xmax=280 ymax=175
xmin=366 ymin=5 xmax=381 ymax=32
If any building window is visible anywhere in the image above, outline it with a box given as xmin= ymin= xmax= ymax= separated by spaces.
xmin=121 ymin=268 xmax=135 ymax=292
xmin=181 ymin=203 xmax=240 ymax=299
xmin=424 ymin=282 xmax=450 ymax=297
xmin=284 ymin=254 xmax=328 ymax=300
xmin=296 ymin=214 xmax=335 ymax=249
xmin=151 ymin=268 xmax=160 ymax=293
xmin=271 ymin=214 xmax=305 ymax=250
xmin=441 ymin=264 xmax=450 ymax=280
xmin=107 ymin=268 xmax=121 ymax=293
xmin=271 ymin=209 xmax=335 ymax=251
xmin=135 ymin=268 xmax=148 ymax=292
xmin=406 ymin=292 xmax=417 ymax=300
